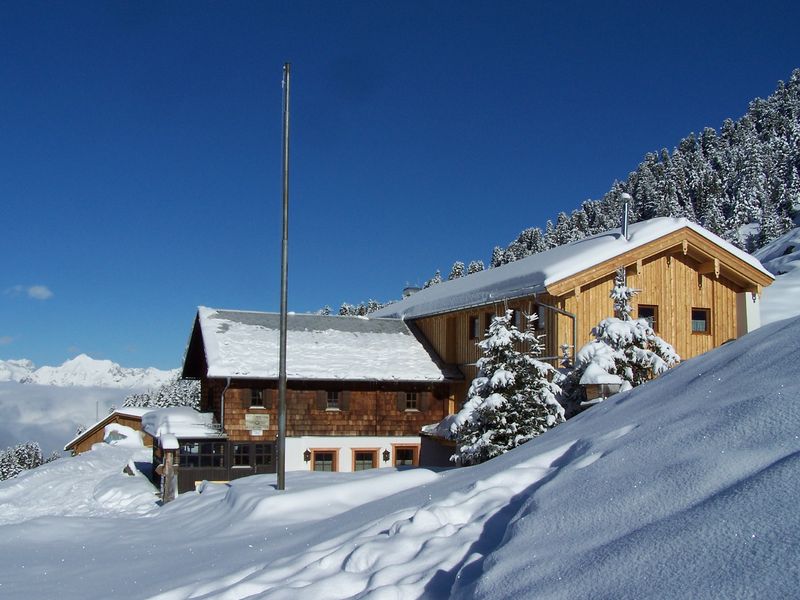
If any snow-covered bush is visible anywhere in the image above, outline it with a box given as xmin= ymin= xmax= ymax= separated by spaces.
xmin=451 ymin=310 xmax=564 ymax=465
xmin=122 ymin=374 xmax=200 ymax=410
xmin=560 ymin=271 xmax=680 ymax=416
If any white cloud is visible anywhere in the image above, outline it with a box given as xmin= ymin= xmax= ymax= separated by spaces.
xmin=27 ymin=285 xmax=53 ymax=300
xmin=0 ymin=336 xmax=12 ymax=345
xmin=5 ymin=284 xmax=53 ymax=300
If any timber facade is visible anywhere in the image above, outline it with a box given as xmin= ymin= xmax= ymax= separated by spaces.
xmin=375 ymin=218 xmax=774 ymax=401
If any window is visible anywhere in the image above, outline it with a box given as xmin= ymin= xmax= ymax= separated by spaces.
xmin=469 ymin=316 xmax=480 ymax=340
xmin=254 ymin=444 xmax=273 ymax=467
xmin=353 ymin=450 xmax=377 ymax=471
xmin=512 ymin=309 xmax=524 ymax=329
xmin=326 ymin=391 xmax=340 ymax=410
xmin=692 ymin=308 xmax=710 ymax=333
xmin=250 ymin=388 xmax=263 ymax=407
xmin=179 ymin=441 xmax=225 ymax=468
xmin=405 ymin=391 xmax=418 ymax=411
xmin=638 ymin=305 xmax=658 ymax=331
xmin=233 ymin=443 xmax=251 ymax=467
xmin=312 ymin=450 xmax=337 ymax=472
xmin=484 ymin=312 xmax=495 ymax=333
xmin=393 ymin=445 xmax=419 ymax=467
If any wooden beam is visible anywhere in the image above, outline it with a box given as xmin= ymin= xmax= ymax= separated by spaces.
xmin=636 ymin=258 xmax=643 ymax=275
xmin=573 ymin=285 xmax=581 ymax=298
xmin=697 ymin=258 xmax=720 ymax=278
xmin=682 ymin=240 xmax=689 ymax=255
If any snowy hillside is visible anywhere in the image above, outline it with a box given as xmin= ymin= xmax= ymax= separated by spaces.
xmin=755 ymin=226 xmax=800 ymax=324
xmin=0 ymin=316 xmax=797 ymax=599
xmin=0 ymin=353 xmax=176 ymax=388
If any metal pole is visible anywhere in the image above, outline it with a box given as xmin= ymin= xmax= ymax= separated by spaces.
xmin=277 ymin=63 xmax=290 ymax=490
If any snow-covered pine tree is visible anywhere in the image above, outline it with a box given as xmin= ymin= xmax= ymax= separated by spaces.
xmin=451 ymin=311 xmax=564 ymax=465
xmin=0 ymin=441 xmax=55 ymax=481
xmin=122 ymin=374 xmax=200 ymax=410
xmin=448 ymin=261 xmax=465 ymax=280
xmin=423 ymin=270 xmax=442 ymax=288
xmin=609 ymin=267 xmax=637 ymax=320
xmin=560 ymin=273 xmax=680 ymax=416
xmin=339 ymin=302 xmax=356 ymax=316
xmin=0 ymin=447 xmax=22 ymax=480
xmin=467 ymin=260 xmax=485 ymax=274
xmin=490 ymin=246 xmax=505 ymax=268
xmin=15 ymin=441 xmax=43 ymax=470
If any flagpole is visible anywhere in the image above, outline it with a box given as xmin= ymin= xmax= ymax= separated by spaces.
xmin=277 ymin=62 xmax=290 ymax=491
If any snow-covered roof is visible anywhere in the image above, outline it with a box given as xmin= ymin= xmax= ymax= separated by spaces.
xmin=373 ymin=217 xmax=773 ymax=320
xmin=195 ymin=307 xmax=455 ymax=382
xmin=63 ymin=407 xmax=156 ymax=451
xmin=141 ymin=407 xmax=224 ymax=440
xmin=579 ymin=363 xmax=623 ymax=385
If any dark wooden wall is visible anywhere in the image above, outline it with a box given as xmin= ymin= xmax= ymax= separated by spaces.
xmin=201 ymin=379 xmax=450 ymax=442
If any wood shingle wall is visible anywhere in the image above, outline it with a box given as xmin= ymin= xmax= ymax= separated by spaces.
xmin=201 ymin=380 xmax=450 ymax=442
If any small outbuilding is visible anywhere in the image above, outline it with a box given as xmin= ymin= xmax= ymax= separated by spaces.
xmin=64 ymin=407 xmax=154 ymax=455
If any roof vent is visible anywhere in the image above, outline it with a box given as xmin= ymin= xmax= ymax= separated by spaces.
xmin=621 ymin=193 xmax=632 ymax=241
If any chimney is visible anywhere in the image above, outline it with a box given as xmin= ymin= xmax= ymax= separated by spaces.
xmin=621 ymin=193 xmax=632 ymax=241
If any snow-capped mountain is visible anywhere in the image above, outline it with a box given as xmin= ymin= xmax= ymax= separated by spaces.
xmin=0 ymin=354 xmax=176 ymax=389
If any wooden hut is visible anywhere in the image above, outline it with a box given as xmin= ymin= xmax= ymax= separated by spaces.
xmin=64 ymin=407 xmax=153 ymax=456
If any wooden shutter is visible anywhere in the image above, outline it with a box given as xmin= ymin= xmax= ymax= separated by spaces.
xmin=264 ymin=389 xmax=275 ymax=409
xmin=315 ymin=390 xmax=327 ymax=410
xmin=418 ymin=392 xmax=428 ymax=412
xmin=396 ymin=391 xmax=406 ymax=412
xmin=340 ymin=391 xmax=350 ymax=411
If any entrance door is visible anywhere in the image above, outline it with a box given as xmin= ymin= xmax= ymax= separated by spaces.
xmin=229 ymin=442 xmax=276 ymax=480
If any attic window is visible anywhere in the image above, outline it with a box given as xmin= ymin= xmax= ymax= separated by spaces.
xmin=405 ymin=392 xmax=418 ymax=411
xmin=691 ymin=308 xmax=710 ymax=333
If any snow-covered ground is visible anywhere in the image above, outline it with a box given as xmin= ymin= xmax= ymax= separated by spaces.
xmin=755 ymin=226 xmax=800 ymax=324
xmin=0 ymin=315 xmax=798 ymax=599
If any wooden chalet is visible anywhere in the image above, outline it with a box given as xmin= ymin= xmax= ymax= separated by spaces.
xmin=372 ymin=217 xmax=774 ymax=400
xmin=166 ymin=217 xmax=772 ymax=490
xmin=175 ymin=309 xmax=460 ymax=490
xmin=64 ymin=407 xmax=153 ymax=455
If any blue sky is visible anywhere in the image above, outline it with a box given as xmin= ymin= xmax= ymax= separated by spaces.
xmin=2 ymin=0 xmax=799 ymax=369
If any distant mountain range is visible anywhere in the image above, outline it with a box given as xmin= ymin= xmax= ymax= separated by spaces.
xmin=0 ymin=354 xmax=177 ymax=389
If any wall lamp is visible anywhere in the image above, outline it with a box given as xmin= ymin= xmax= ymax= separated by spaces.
xmin=303 ymin=449 xmax=311 ymax=462
xmin=382 ymin=449 xmax=391 ymax=462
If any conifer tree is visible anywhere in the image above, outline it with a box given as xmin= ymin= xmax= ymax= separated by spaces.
xmin=467 ymin=260 xmax=485 ymax=274
xmin=448 ymin=261 xmax=465 ymax=280
xmin=122 ymin=374 xmax=200 ymax=410
xmin=452 ymin=311 xmax=564 ymax=465
xmin=423 ymin=270 xmax=442 ymax=288
xmin=560 ymin=273 xmax=680 ymax=416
